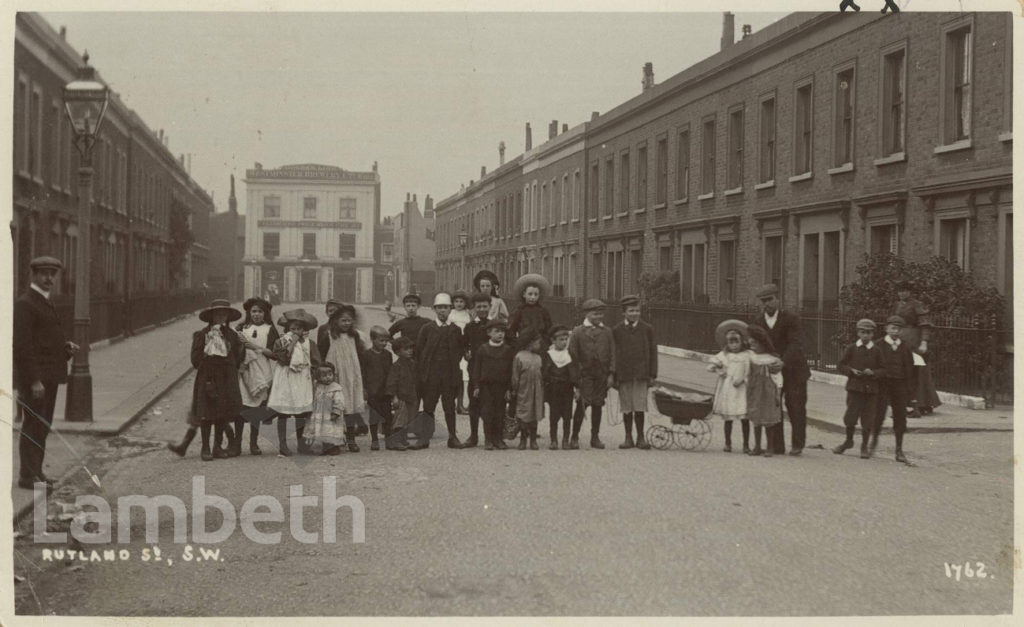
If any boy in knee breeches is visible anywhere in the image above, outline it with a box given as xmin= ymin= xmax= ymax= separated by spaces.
xmin=832 ymin=319 xmax=885 ymax=459
xmin=472 ymin=319 xmax=516 ymax=450
xmin=874 ymin=315 xmax=915 ymax=464
xmin=567 ymin=298 xmax=615 ymax=450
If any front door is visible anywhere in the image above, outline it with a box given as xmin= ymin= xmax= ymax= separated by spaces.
xmin=333 ymin=269 xmax=356 ymax=302
xmin=301 ymin=269 xmax=318 ymax=302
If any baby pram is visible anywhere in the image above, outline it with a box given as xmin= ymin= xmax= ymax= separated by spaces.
xmin=646 ymin=381 xmax=713 ymax=451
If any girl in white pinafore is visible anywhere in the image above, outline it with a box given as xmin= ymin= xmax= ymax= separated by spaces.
xmin=267 ymin=309 xmax=320 ymax=456
xmin=707 ymin=320 xmax=751 ymax=453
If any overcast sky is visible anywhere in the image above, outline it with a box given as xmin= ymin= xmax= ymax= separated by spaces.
xmin=41 ymin=11 xmax=792 ymax=217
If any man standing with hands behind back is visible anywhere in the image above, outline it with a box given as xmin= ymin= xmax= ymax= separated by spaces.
xmin=14 ymin=256 xmax=79 ymax=490
xmin=752 ymin=284 xmax=810 ymax=456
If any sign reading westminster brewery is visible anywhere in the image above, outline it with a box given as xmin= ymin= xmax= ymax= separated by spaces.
xmin=246 ymin=164 xmax=376 ymax=182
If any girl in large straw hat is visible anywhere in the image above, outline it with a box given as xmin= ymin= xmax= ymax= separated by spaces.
xmin=707 ymin=319 xmax=752 ymax=454
xmin=168 ymin=300 xmax=245 ymax=461
xmin=267 ymin=309 xmax=321 ymax=456
xmin=507 ymin=273 xmax=553 ymax=347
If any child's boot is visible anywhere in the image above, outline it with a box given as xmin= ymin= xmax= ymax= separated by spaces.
xmin=723 ymin=421 xmax=733 ymax=452
xmin=561 ymin=431 xmax=570 ymax=450
xmin=168 ymin=427 xmax=197 ymax=457
xmin=529 ymin=423 xmax=539 ymax=450
xmin=635 ymin=412 xmax=650 ymax=450
xmin=212 ymin=424 xmax=231 ymax=459
xmin=518 ymin=427 xmax=527 ymax=450
xmin=894 ymin=431 xmax=907 ymax=463
xmin=249 ymin=420 xmax=262 ymax=455
xmin=277 ymin=418 xmax=292 ymax=456
xmin=619 ymin=413 xmax=635 ymax=449
xmin=590 ymin=407 xmax=605 ymax=449
xmin=200 ymin=424 xmax=214 ymax=461
xmin=860 ymin=436 xmax=871 ymax=459
xmin=833 ymin=426 xmax=856 ymax=455
xmin=296 ymin=419 xmax=313 ymax=455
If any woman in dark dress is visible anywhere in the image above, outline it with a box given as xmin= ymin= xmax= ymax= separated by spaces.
xmin=168 ymin=299 xmax=246 ymax=461
xmin=894 ymin=280 xmax=942 ymax=415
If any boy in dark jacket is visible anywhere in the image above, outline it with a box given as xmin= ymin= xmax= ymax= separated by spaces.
xmin=361 ymin=326 xmax=394 ymax=450
xmin=472 ymin=319 xmax=516 ymax=450
xmin=416 ymin=292 xmax=467 ymax=449
xmin=542 ymin=325 xmax=579 ymax=449
xmin=384 ymin=336 xmax=416 ymax=451
xmin=568 ymin=298 xmax=616 ymax=450
xmin=874 ymin=315 xmax=915 ymax=463
xmin=832 ymin=319 xmax=886 ymax=459
xmin=462 ymin=292 xmax=494 ymax=447
xmin=612 ymin=295 xmax=658 ymax=450
xmin=388 ymin=293 xmax=431 ymax=356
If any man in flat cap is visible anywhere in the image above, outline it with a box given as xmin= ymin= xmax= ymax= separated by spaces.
xmin=751 ymin=284 xmax=810 ymax=456
xmin=14 ymin=256 xmax=79 ymax=490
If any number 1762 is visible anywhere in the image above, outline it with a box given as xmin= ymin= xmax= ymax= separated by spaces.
xmin=945 ymin=562 xmax=988 ymax=581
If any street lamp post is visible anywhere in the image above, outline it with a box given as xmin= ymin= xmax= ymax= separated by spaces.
xmin=458 ymin=230 xmax=468 ymax=290
xmin=63 ymin=53 xmax=109 ymax=422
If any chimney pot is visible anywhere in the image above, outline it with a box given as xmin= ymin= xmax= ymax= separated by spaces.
xmin=481 ymin=166 xmax=487 ymax=178
xmin=499 ymin=141 xmax=506 ymax=165
xmin=562 ymin=123 xmax=568 ymax=133
xmin=742 ymin=24 xmax=752 ymax=39
xmin=721 ymin=12 xmax=735 ymax=51
xmin=525 ymin=123 xmax=533 ymax=151
xmin=591 ymin=111 xmax=600 ymax=121
xmin=642 ymin=62 xmax=655 ymax=92
xmin=59 ymin=26 xmax=66 ymax=39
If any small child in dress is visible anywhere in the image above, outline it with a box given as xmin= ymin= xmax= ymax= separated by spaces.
xmin=745 ymin=325 xmax=785 ymax=457
xmin=361 ymin=326 xmax=394 ymax=450
xmin=385 ymin=336 xmax=417 ymax=451
xmin=832 ymin=318 xmax=885 ymax=459
xmin=511 ymin=327 xmax=545 ymax=450
xmin=708 ymin=320 xmax=751 ymax=453
xmin=542 ymin=325 xmax=579 ymax=450
xmin=267 ymin=309 xmax=321 ymax=456
xmin=306 ymin=363 xmax=347 ymax=455
xmin=507 ymin=274 xmax=553 ymax=346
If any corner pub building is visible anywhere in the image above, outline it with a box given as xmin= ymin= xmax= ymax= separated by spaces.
xmin=434 ymin=11 xmax=1012 ymax=317
xmin=242 ymin=163 xmax=382 ymax=304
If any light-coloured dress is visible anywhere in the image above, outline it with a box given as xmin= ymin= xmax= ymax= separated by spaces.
xmin=488 ymin=296 xmax=510 ymax=322
xmin=308 ymin=381 xmax=347 ymax=442
xmin=449 ymin=309 xmax=473 ymax=383
xmin=511 ymin=350 xmax=544 ymax=423
xmin=268 ymin=336 xmax=314 ymax=415
xmin=238 ymin=323 xmax=275 ymax=407
xmin=709 ymin=350 xmax=750 ymax=421
xmin=746 ymin=351 xmax=783 ymax=426
xmin=325 ymin=331 xmax=366 ymax=416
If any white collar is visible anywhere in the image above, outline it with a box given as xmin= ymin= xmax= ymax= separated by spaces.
xmin=884 ymin=335 xmax=901 ymax=348
xmin=31 ymin=283 xmax=50 ymax=300
xmin=625 ymin=320 xmax=639 ymax=328
xmin=856 ymin=339 xmax=875 ymax=349
xmin=764 ymin=310 xmax=779 ymax=323
xmin=488 ymin=339 xmax=504 ymax=346
xmin=435 ymin=318 xmax=449 ymax=327
xmin=583 ymin=318 xmax=602 ymax=328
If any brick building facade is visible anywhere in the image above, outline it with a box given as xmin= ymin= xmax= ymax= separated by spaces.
xmin=434 ymin=12 xmax=1013 ymax=312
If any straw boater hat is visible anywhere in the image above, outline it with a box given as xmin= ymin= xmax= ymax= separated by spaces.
xmin=512 ymin=273 xmax=552 ymax=300
xmin=277 ymin=308 xmax=318 ymax=331
xmin=473 ymin=270 xmax=500 ymax=290
xmin=199 ymin=299 xmax=242 ymax=324
xmin=715 ymin=319 xmax=749 ymax=347
xmin=433 ymin=292 xmax=453 ymax=307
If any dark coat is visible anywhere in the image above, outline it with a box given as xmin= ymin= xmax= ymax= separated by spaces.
xmin=472 ymin=342 xmax=516 ymax=386
xmin=386 ymin=355 xmax=418 ymax=403
xmin=568 ymin=323 xmax=615 ymax=377
xmin=541 ymin=352 xmax=580 ymax=394
xmin=612 ymin=320 xmax=658 ymax=382
xmin=878 ymin=338 xmax=915 ymax=399
xmin=507 ymin=303 xmax=552 ymax=342
xmin=463 ymin=316 xmax=491 ymax=360
xmin=838 ymin=342 xmax=885 ymax=394
xmin=360 ymin=348 xmax=393 ymax=398
xmin=752 ymin=310 xmax=810 ymax=383
xmin=894 ymin=298 xmax=932 ymax=349
xmin=189 ymin=325 xmax=245 ymax=425
xmin=416 ymin=321 xmax=465 ymax=386
xmin=13 ymin=289 xmax=71 ymax=388
xmin=388 ymin=315 xmax=432 ymax=355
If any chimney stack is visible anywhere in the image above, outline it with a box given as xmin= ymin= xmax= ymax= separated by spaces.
xmin=742 ymin=24 xmax=752 ymax=39
xmin=59 ymin=26 xmax=66 ymax=40
xmin=159 ymin=128 xmax=164 ymax=142
xmin=642 ymin=62 xmax=655 ymax=92
xmin=425 ymin=195 xmax=434 ymax=214
xmin=549 ymin=120 xmax=558 ymax=140
xmin=721 ymin=12 xmax=735 ymax=50
xmin=562 ymin=123 xmax=568 ymax=133
xmin=499 ymin=141 xmax=506 ymax=165
xmin=481 ymin=166 xmax=487 ymax=178
xmin=525 ymin=123 xmax=532 ymax=151
xmin=591 ymin=111 xmax=600 ymax=121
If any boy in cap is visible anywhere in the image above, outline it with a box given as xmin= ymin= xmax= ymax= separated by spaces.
xmin=472 ymin=318 xmax=516 ymax=450
xmin=873 ymin=315 xmax=915 ymax=463
xmin=416 ymin=292 xmax=467 ymax=448
xmin=385 ymin=336 xmax=417 ymax=451
xmin=612 ymin=295 xmax=657 ymax=449
xmin=568 ymin=298 xmax=615 ymax=449
xmin=361 ymin=326 xmax=395 ymax=450
xmin=462 ymin=292 xmax=495 ymax=447
xmin=388 ymin=293 xmax=431 ymax=356
xmin=832 ymin=319 xmax=886 ymax=459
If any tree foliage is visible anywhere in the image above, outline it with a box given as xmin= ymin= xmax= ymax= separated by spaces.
xmin=638 ymin=270 xmax=680 ymax=304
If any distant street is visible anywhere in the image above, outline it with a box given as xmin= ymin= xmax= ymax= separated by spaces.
xmin=13 ymin=306 xmax=1013 ymax=616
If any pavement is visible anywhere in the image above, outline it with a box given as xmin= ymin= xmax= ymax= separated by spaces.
xmin=10 ymin=302 xmax=1014 ymax=524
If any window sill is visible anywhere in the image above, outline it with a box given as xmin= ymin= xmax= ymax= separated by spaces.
xmin=724 ymin=187 xmax=743 ymax=197
xmin=873 ymin=152 xmax=905 ymax=167
xmin=572 ymin=218 xmax=580 ymax=224
xmin=602 ymin=215 xmax=613 ymax=221
xmin=652 ymin=203 xmax=665 ymax=211
xmin=998 ymin=131 xmax=1012 ymax=143
xmin=697 ymin=192 xmax=714 ymax=201
xmin=635 ymin=207 xmax=647 ymax=215
xmin=674 ymin=198 xmax=689 ymax=206
xmin=50 ymin=184 xmax=63 ymax=194
xmin=788 ymin=172 xmax=813 ymax=183
xmin=933 ymin=139 xmax=972 ymax=155
xmin=827 ymin=163 xmax=854 ymax=175
xmin=16 ymin=170 xmax=31 ymax=181
xmin=560 ymin=220 xmax=568 ymax=226
xmin=588 ymin=218 xmax=598 ymax=224
xmin=754 ymin=180 xmax=775 ymax=190
xmin=32 ymin=176 xmax=45 ymax=186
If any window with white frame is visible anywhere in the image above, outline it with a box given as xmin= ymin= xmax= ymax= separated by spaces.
xmin=620 ymin=150 xmax=631 ymax=212
xmin=763 ymin=232 xmax=783 ymax=288
xmin=572 ymin=171 xmax=581 ymax=221
xmin=656 ymin=137 xmax=668 ymax=205
xmin=759 ymin=94 xmax=776 ymax=184
xmin=263 ymin=232 xmax=280 ymax=257
xmin=868 ymin=222 xmax=899 ymax=255
xmin=880 ymin=43 xmax=907 ymax=158
xmin=937 ymin=216 xmax=969 ymax=269
xmin=794 ymin=79 xmax=813 ymax=176
xmin=303 ymin=197 xmax=317 ymax=219
xmin=680 ymin=231 xmax=707 ymax=303
xmin=339 ymin=233 xmax=356 ymax=260
xmin=264 ymin=196 xmax=281 ymax=218
xmin=302 ymin=233 xmax=317 ymax=258
xmin=605 ymin=157 xmax=615 ymax=216
xmin=561 ymin=174 xmax=568 ymax=223
xmin=29 ymin=84 xmax=42 ymax=181
xmin=339 ymin=197 xmax=357 ymax=219
xmin=676 ymin=127 xmax=690 ymax=200
xmin=940 ymin=18 xmax=973 ymax=145
xmin=727 ymin=106 xmax=744 ymax=190
xmin=701 ymin=117 xmax=716 ymax=195
xmin=589 ymin=164 xmax=599 ymax=220
xmin=833 ymin=65 xmax=855 ymax=167
xmin=799 ymin=216 xmax=844 ymax=312
xmin=549 ymin=179 xmax=557 ymax=227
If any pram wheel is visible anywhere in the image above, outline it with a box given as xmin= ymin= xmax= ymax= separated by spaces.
xmin=673 ymin=419 xmax=712 ymax=451
xmin=692 ymin=419 xmax=712 ymax=450
xmin=647 ymin=425 xmax=673 ymax=450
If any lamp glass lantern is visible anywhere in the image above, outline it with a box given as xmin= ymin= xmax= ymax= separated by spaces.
xmin=458 ymin=230 xmax=468 ymax=248
xmin=63 ymin=65 xmax=109 ymax=159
